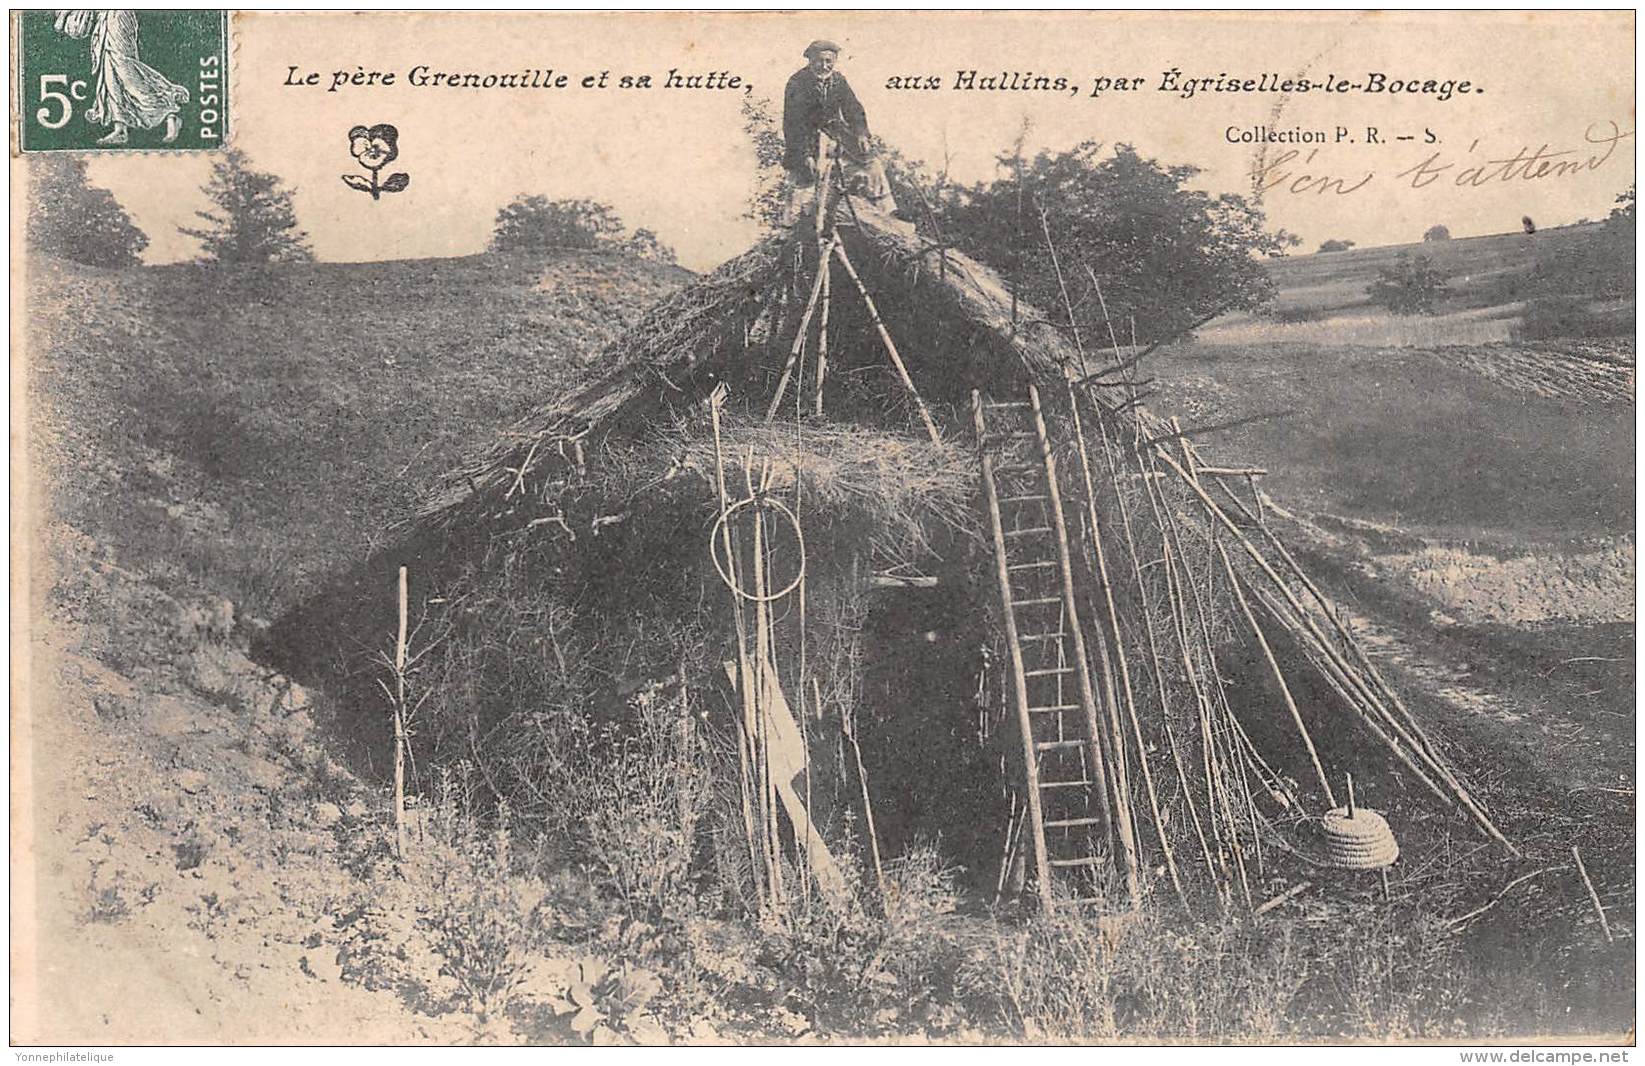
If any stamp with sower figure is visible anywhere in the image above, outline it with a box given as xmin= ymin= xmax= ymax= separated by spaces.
xmin=16 ymin=10 xmax=228 ymax=151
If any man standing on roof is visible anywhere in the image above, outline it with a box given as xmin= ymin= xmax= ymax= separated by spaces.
xmin=782 ymin=39 xmax=891 ymax=219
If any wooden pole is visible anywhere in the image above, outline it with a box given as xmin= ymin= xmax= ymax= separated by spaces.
xmin=711 ymin=401 xmax=767 ymax=909
xmin=1572 ymin=846 xmax=1614 ymax=943
xmin=813 ymin=260 xmax=831 ymax=417
xmin=834 ymin=243 xmax=942 ymax=445
xmin=1145 ymin=466 xmax=1248 ymax=906
xmin=1035 ymin=200 xmax=1088 ymax=377
xmin=830 ymin=679 xmax=885 ymax=901
xmin=1158 ymin=431 xmax=1257 ymax=907
xmin=1065 ymin=384 xmax=1184 ymax=910
xmin=393 ymin=565 xmax=408 ymax=861
xmin=1139 ymin=448 xmax=1228 ymax=865
xmin=750 ymin=465 xmax=784 ymax=905
xmin=765 ymin=234 xmax=840 ymax=422
xmin=1216 ymin=541 xmax=1337 ymax=807
xmin=1089 ymin=402 xmax=1219 ymax=892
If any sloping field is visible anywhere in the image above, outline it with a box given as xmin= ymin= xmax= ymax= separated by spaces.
xmin=1148 ymin=340 xmax=1633 ymax=545
xmin=1263 ymin=224 xmax=1607 ymax=317
xmin=23 ymin=251 xmax=692 ymax=616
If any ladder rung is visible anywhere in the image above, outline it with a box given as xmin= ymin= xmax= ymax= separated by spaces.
xmin=1041 ymin=779 xmax=1092 ymax=790
xmin=1008 ymin=561 xmax=1058 ymax=572
xmin=986 ymin=401 xmax=1033 ymax=410
xmin=1004 ymin=526 xmax=1052 ymax=538
xmin=1024 ymin=666 xmax=1075 ymax=678
xmin=1035 ymin=739 xmax=1087 ymax=752
xmin=1018 ymin=631 xmax=1065 ymax=641
xmin=1013 ymin=596 xmax=1061 ymax=607
xmin=999 ymin=494 xmax=1049 ymax=504
xmin=992 ymin=464 xmax=1039 ymax=475
xmin=1045 ymin=816 xmax=1106 ymax=829
xmin=1029 ymin=703 xmax=1081 ymax=712
xmin=986 ymin=432 xmax=1037 ymax=442
xmin=1049 ymin=855 xmax=1106 ymax=869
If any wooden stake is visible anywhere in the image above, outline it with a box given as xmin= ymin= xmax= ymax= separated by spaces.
xmin=393 ymin=565 xmax=408 ymax=861
xmin=834 ymin=243 xmax=941 ymax=445
xmin=1139 ymin=446 xmax=1228 ymax=864
xmin=829 ymin=679 xmax=885 ymax=902
xmin=1151 ymin=485 xmax=1249 ymax=907
xmin=1572 ymin=846 xmax=1614 ymax=943
xmin=1155 ymin=435 xmax=1256 ymax=907
xmin=751 ymin=476 xmax=785 ymax=905
xmin=1254 ymin=881 xmax=1312 ymax=917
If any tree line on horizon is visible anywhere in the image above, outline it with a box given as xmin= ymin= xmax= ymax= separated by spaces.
xmin=26 ymin=152 xmax=678 ymax=269
xmin=27 ymin=136 xmax=1632 ymax=340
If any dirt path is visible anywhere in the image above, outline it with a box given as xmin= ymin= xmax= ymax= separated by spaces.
xmin=1273 ymin=506 xmax=1635 ymax=799
xmin=13 ymin=523 xmax=468 ymax=1045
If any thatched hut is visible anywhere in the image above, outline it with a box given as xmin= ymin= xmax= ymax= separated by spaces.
xmin=280 ymin=194 xmax=1513 ymax=918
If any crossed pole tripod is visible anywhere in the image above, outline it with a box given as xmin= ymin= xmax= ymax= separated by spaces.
xmin=763 ymin=181 xmax=941 ymax=445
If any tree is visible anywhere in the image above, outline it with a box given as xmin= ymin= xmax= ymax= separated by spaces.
xmin=1318 ymin=238 xmax=1356 ymax=253
xmin=180 ymin=149 xmax=312 ymax=264
xmin=490 ymin=197 xmax=625 ymax=252
xmin=624 ymin=228 xmax=678 ymax=265
xmin=933 ymin=142 xmax=1297 ymax=344
xmin=1423 ymin=225 xmax=1452 ymax=242
xmin=1609 ymin=185 xmax=1635 ymax=226
xmin=740 ymin=95 xmax=788 ymax=233
xmin=27 ymin=156 xmax=148 ymax=268
xmin=1367 ymin=253 xmax=1448 ymax=315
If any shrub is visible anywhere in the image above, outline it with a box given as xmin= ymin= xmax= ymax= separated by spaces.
xmin=582 ymin=682 xmax=713 ymax=919
xmin=751 ymin=843 xmax=969 ymax=1036
xmin=490 ymin=196 xmax=624 ymax=252
xmin=1367 ymin=253 xmax=1448 ymax=315
xmin=1513 ymin=295 xmax=1629 ymax=341
xmin=339 ymin=773 xmax=552 ymax=1026
xmin=1318 ymin=238 xmax=1356 ymax=253
xmin=27 ymin=156 xmax=149 ymax=268
xmin=1423 ymin=225 xmax=1452 ymax=242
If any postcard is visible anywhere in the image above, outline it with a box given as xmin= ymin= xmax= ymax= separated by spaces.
xmin=11 ymin=10 xmax=1635 ymax=1048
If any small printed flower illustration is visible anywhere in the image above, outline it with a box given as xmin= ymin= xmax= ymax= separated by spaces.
xmin=342 ymin=123 xmax=409 ymax=200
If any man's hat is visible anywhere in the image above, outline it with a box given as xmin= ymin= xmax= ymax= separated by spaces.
xmin=803 ymin=39 xmax=840 ymax=58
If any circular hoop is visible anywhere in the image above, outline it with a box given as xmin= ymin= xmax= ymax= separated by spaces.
xmin=709 ymin=494 xmax=808 ymax=603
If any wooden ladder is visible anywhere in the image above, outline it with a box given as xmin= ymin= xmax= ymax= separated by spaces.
xmin=972 ymin=385 xmax=1123 ymax=910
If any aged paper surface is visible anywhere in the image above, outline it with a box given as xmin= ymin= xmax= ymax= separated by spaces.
xmin=11 ymin=10 xmax=1636 ymax=1048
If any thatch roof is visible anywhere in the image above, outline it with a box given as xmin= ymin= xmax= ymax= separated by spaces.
xmin=421 ymin=202 xmax=1088 ymax=527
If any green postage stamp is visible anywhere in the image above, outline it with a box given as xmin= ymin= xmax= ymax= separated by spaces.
xmin=15 ymin=9 xmax=228 ymax=151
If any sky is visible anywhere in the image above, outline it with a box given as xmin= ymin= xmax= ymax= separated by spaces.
xmin=70 ymin=10 xmax=1636 ymax=272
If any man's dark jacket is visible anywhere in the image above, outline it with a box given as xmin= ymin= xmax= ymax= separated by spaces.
xmin=783 ymin=68 xmax=869 ymax=174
